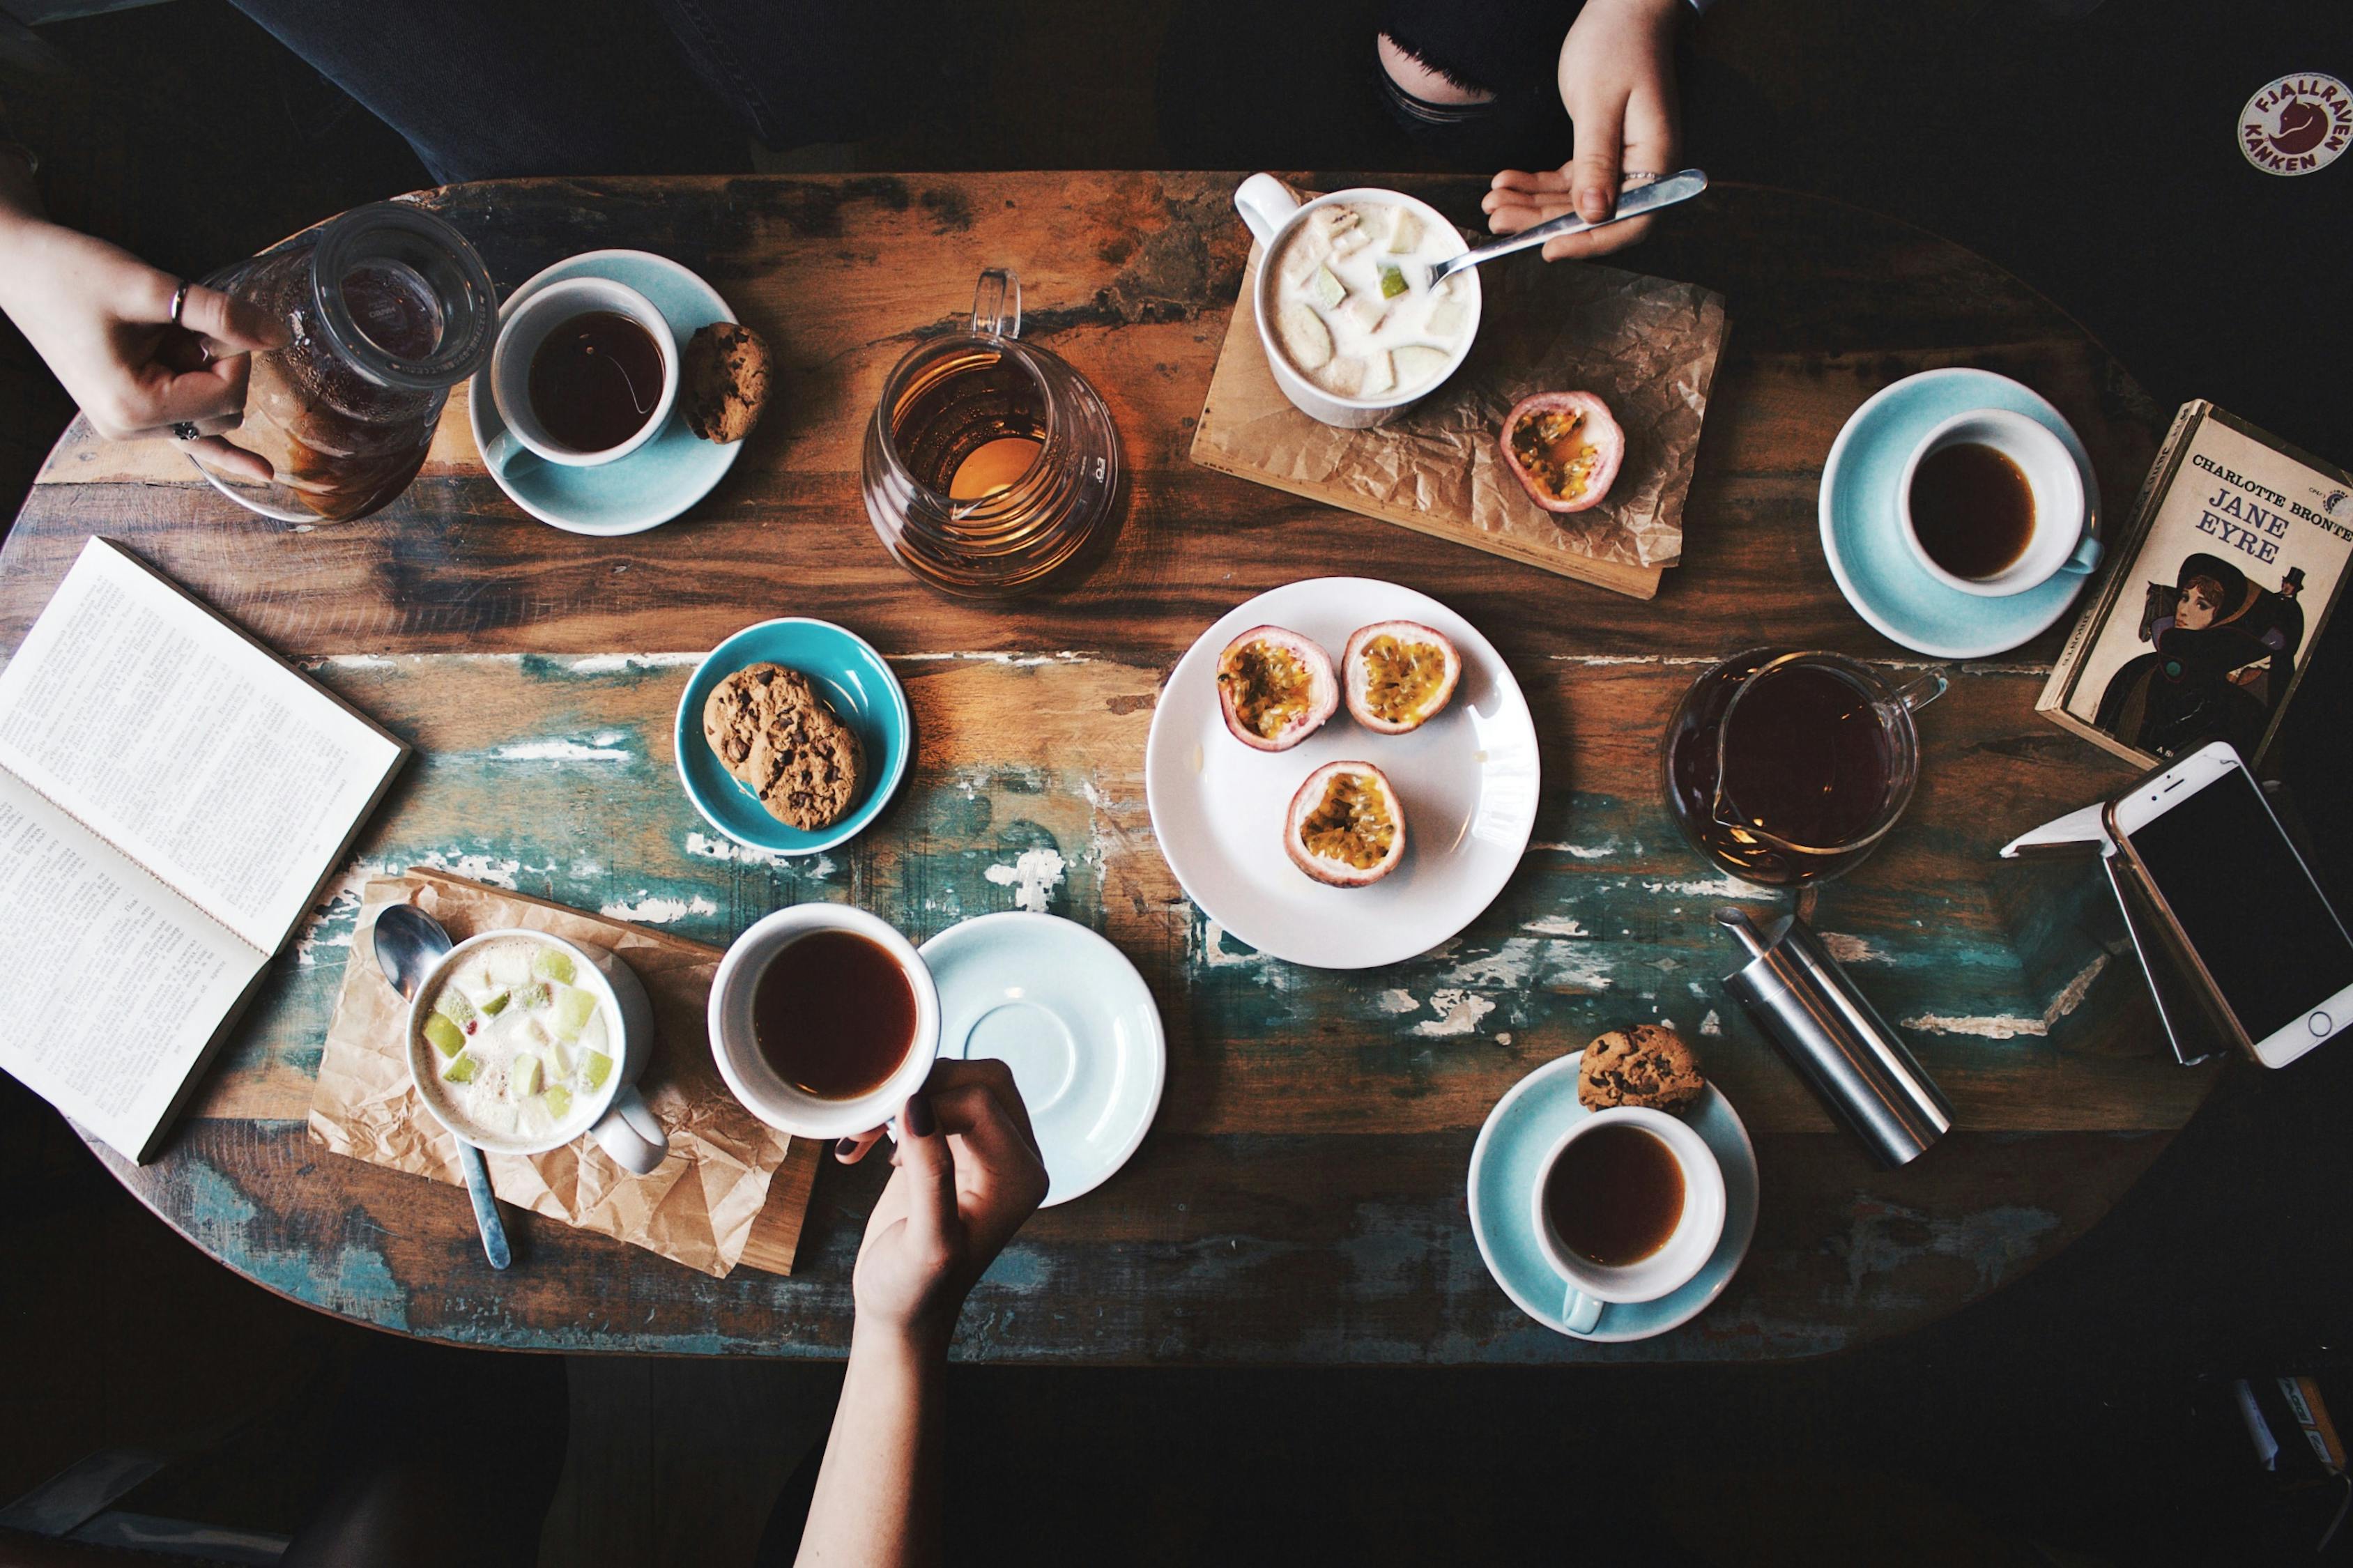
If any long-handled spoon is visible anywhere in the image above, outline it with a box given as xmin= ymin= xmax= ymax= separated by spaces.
xmin=374 ymin=902 xmax=512 ymax=1270
xmin=1425 ymin=169 xmax=1709 ymax=290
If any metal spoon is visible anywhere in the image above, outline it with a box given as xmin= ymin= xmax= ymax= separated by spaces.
xmin=1427 ymin=168 xmax=1710 ymax=289
xmin=374 ymin=903 xmax=512 ymax=1270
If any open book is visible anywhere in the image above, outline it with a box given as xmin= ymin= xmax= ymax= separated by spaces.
xmin=0 ymin=539 xmax=408 ymax=1162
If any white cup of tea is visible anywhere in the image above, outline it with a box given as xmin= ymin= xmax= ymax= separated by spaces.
xmin=404 ymin=928 xmax=670 ymax=1176
xmin=708 ymin=905 xmax=942 ymax=1141
xmin=484 ymin=276 xmax=678 ymax=471
xmin=1898 ymin=408 xmax=2099 ymax=597
xmin=1531 ymin=1106 xmax=1726 ymax=1335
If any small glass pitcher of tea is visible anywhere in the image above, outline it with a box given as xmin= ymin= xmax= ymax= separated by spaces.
xmin=191 ymin=202 xmax=498 ymax=523
xmin=860 ymin=268 xmax=1121 ymax=599
xmin=1661 ymin=649 xmax=1947 ymax=886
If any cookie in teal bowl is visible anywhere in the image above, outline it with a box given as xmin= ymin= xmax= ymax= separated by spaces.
xmin=675 ymin=620 xmax=911 ymax=856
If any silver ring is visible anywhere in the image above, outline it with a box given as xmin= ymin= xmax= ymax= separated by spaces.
xmin=168 ymin=280 xmax=192 ymax=329
xmin=1620 ymin=170 xmax=1666 ymax=185
xmin=169 ymin=421 xmax=199 ymax=441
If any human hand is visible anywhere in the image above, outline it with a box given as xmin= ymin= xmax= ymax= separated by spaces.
xmin=837 ymin=1059 xmax=1049 ymax=1348
xmin=1481 ymin=0 xmax=1683 ymax=262
xmin=0 ymin=216 xmax=284 ymax=479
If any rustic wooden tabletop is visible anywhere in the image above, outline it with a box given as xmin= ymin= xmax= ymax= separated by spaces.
xmin=0 ymin=172 xmax=2212 ymax=1363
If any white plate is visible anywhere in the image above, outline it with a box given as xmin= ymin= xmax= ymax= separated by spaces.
xmin=921 ymin=913 xmax=1165 ymax=1208
xmin=1144 ymin=577 xmax=1540 ymax=969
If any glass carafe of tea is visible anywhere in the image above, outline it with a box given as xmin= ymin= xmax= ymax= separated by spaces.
xmin=1661 ymin=649 xmax=1946 ymax=886
xmin=193 ymin=202 xmax=497 ymax=523
xmin=861 ymin=269 xmax=1121 ymax=598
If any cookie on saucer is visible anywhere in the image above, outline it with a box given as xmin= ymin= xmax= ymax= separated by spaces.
xmin=1578 ymin=1024 xmax=1706 ymax=1112
xmin=683 ymin=321 xmax=770 ymax=444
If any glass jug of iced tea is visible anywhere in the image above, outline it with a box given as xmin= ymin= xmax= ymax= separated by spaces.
xmin=1661 ymin=649 xmax=1947 ymax=887
xmin=861 ymin=269 xmax=1121 ymax=598
xmin=193 ymin=203 xmax=497 ymax=523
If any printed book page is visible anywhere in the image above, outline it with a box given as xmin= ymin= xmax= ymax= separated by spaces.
xmin=0 ymin=769 xmax=264 ymax=1161
xmin=0 ymin=538 xmax=406 ymax=953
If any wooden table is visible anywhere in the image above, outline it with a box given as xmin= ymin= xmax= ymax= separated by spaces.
xmin=0 ymin=173 xmax=2212 ymax=1364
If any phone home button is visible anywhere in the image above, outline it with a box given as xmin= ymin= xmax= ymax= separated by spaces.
xmin=2312 ymin=1012 xmax=2334 ymax=1038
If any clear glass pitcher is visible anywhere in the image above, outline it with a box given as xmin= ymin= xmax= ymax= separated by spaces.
xmin=194 ymin=202 xmax=497 ymax=523
xmin=1661 ymin=648 xmax=1947 ymax=886
xmin=861 ymin=269 xmax=1121 ymax=598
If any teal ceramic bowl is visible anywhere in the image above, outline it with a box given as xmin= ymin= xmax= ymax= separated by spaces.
xmin=675 ymin=620 xmax=911 ymax=856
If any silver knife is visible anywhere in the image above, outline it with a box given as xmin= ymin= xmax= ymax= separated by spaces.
xmin=1428 ymin=168 xmax=1710 ymax=286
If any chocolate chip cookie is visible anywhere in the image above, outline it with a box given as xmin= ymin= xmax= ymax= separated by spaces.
xmin=682 ymin=321 xmax=770 ymax=444
xmin=702 ymin=663 xmax=863 ymax=831
xmin=1578 ymin=1024 xmax=1706 ymax=1112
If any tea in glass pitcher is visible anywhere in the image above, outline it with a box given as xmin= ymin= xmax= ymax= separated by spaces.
xmin=1661 ymin=649 xmax=1945 ymax=886
xmin=194 ymin=203 xmax=496 ymax=523
xmin=861 ymin=269 xmax=1121 ymax=597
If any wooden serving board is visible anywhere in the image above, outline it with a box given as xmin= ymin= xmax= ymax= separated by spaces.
xmin=312 ymin=868 xmax=818 ymax=1278
xmin=1191 ymin=231 xmax=1730 ymax=601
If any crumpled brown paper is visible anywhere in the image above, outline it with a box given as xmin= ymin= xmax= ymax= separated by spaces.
xmin=309 ymin=869 xmax=815 ymax=1277
xmin=1191 ymin=217 xmax=1728 ymax=574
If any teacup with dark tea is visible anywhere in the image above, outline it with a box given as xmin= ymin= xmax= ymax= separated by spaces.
xmin=1532 ymin=1105 xmax=1726 ymax=1334
xmin=1899 ymin=408 xmax=2099 ymax=597
xmin=486 ymin=276 xmax=678 ymax=469
xmin=707 ymin=905 xmax=941 ymax=1140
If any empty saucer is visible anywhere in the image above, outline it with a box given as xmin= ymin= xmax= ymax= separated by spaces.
xmin=470 ymin=248 xmax=742 ymax=535
xmin=919 ymin=912 xmax=1165 ymax=1207
xmin=1819 ymin=367 xmax=2103 ymax=659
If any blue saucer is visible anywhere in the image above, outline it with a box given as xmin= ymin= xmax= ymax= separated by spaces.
xmin=470 ymin=249 xmax=743 ymax=535
xmin=674 ymin=620 xmax=911 ymax=856
xmin=1468 ymin=1051 xmax=1758 ymax=1344
xmin=922 ymin=913 xmax=1166 ymax=1208
xmin=1820 ymin=367 xmax=2103 ymax=659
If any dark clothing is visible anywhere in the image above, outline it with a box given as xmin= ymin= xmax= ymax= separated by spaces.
xmin=227 ymin=0 xmax=937 ymax=185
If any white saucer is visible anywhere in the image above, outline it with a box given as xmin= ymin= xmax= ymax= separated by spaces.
xmin=919 ymin=913 xmax=1165 ymax=1208
xmin=1143 ymin=578 xmax=1541 ymax=970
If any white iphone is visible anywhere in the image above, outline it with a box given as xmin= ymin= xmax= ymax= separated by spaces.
xmin=2106 ymin=741 xmax=2353 ymax=1069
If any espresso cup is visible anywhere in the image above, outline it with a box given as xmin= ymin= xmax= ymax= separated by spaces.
xmin=1898 ymin=408 xmax=2098 ymax=597
xmin=404 ymin=928 xmax=670 ymax=1176
xmin=708 ymin=905 xmax=942 ymax=1141
xmin=1531 ymin=1107 xmax=1726 ymax=1335
xmin=1232 ymin=174 xmax=1482 ymax=430
xmin=484 ymin=276 xmax=678 ymax=470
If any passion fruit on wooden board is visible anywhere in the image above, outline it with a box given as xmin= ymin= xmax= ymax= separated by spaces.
xmin=1501 ymin=391 xmax=1624 ymax=514
xmin=1285 ymin=760 xmax=1406 ymax=886
xmin=1342 ymin=620 xmax=1461 ymax=735
xmin=1216 ymin=625 xmax=1338 ymax=751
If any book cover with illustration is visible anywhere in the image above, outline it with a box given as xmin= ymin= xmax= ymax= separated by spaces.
xmin=2039 ymin=403 xmax=2353 ymax=770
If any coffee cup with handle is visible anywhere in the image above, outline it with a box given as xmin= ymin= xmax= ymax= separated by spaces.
xmin=405 ymin=928 xmax=670 ymax=1176
xmin=708 ymin=905 xmax=942 ymax=1141
xmin=1899 ymin=408 xmax=2099 ymax=597
xmin=1532 ymin=1105 xmax=1726 ymax=1335
xmin=482 ymin=275 xmax=678 ymax=472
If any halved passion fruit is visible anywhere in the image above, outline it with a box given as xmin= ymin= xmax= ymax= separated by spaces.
xmin=1216 ymin=625 xmax=1338 ymax=752
xmin=1501 ymin=391 xmax=1625 ymax=514
xmin=1343 ymin=620 xmax=1461 ymax=735
xmin=1285 ymin=760 xmax=1406 ymax=887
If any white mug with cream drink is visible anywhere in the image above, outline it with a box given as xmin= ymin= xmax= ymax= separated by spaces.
xmin=1234 ymin=174 xmax=1482 ymax=429
xmin=406 ymin=928 xmax=669 ymax=1175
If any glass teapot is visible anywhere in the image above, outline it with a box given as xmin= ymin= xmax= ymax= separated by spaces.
xmin=193 ymin=203 xmax=497 ymax=523
xmin=860 ymin=269 xmax=1121 ymax=598
xmin=1661 ymin=649 xmax=1947 ymax=887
